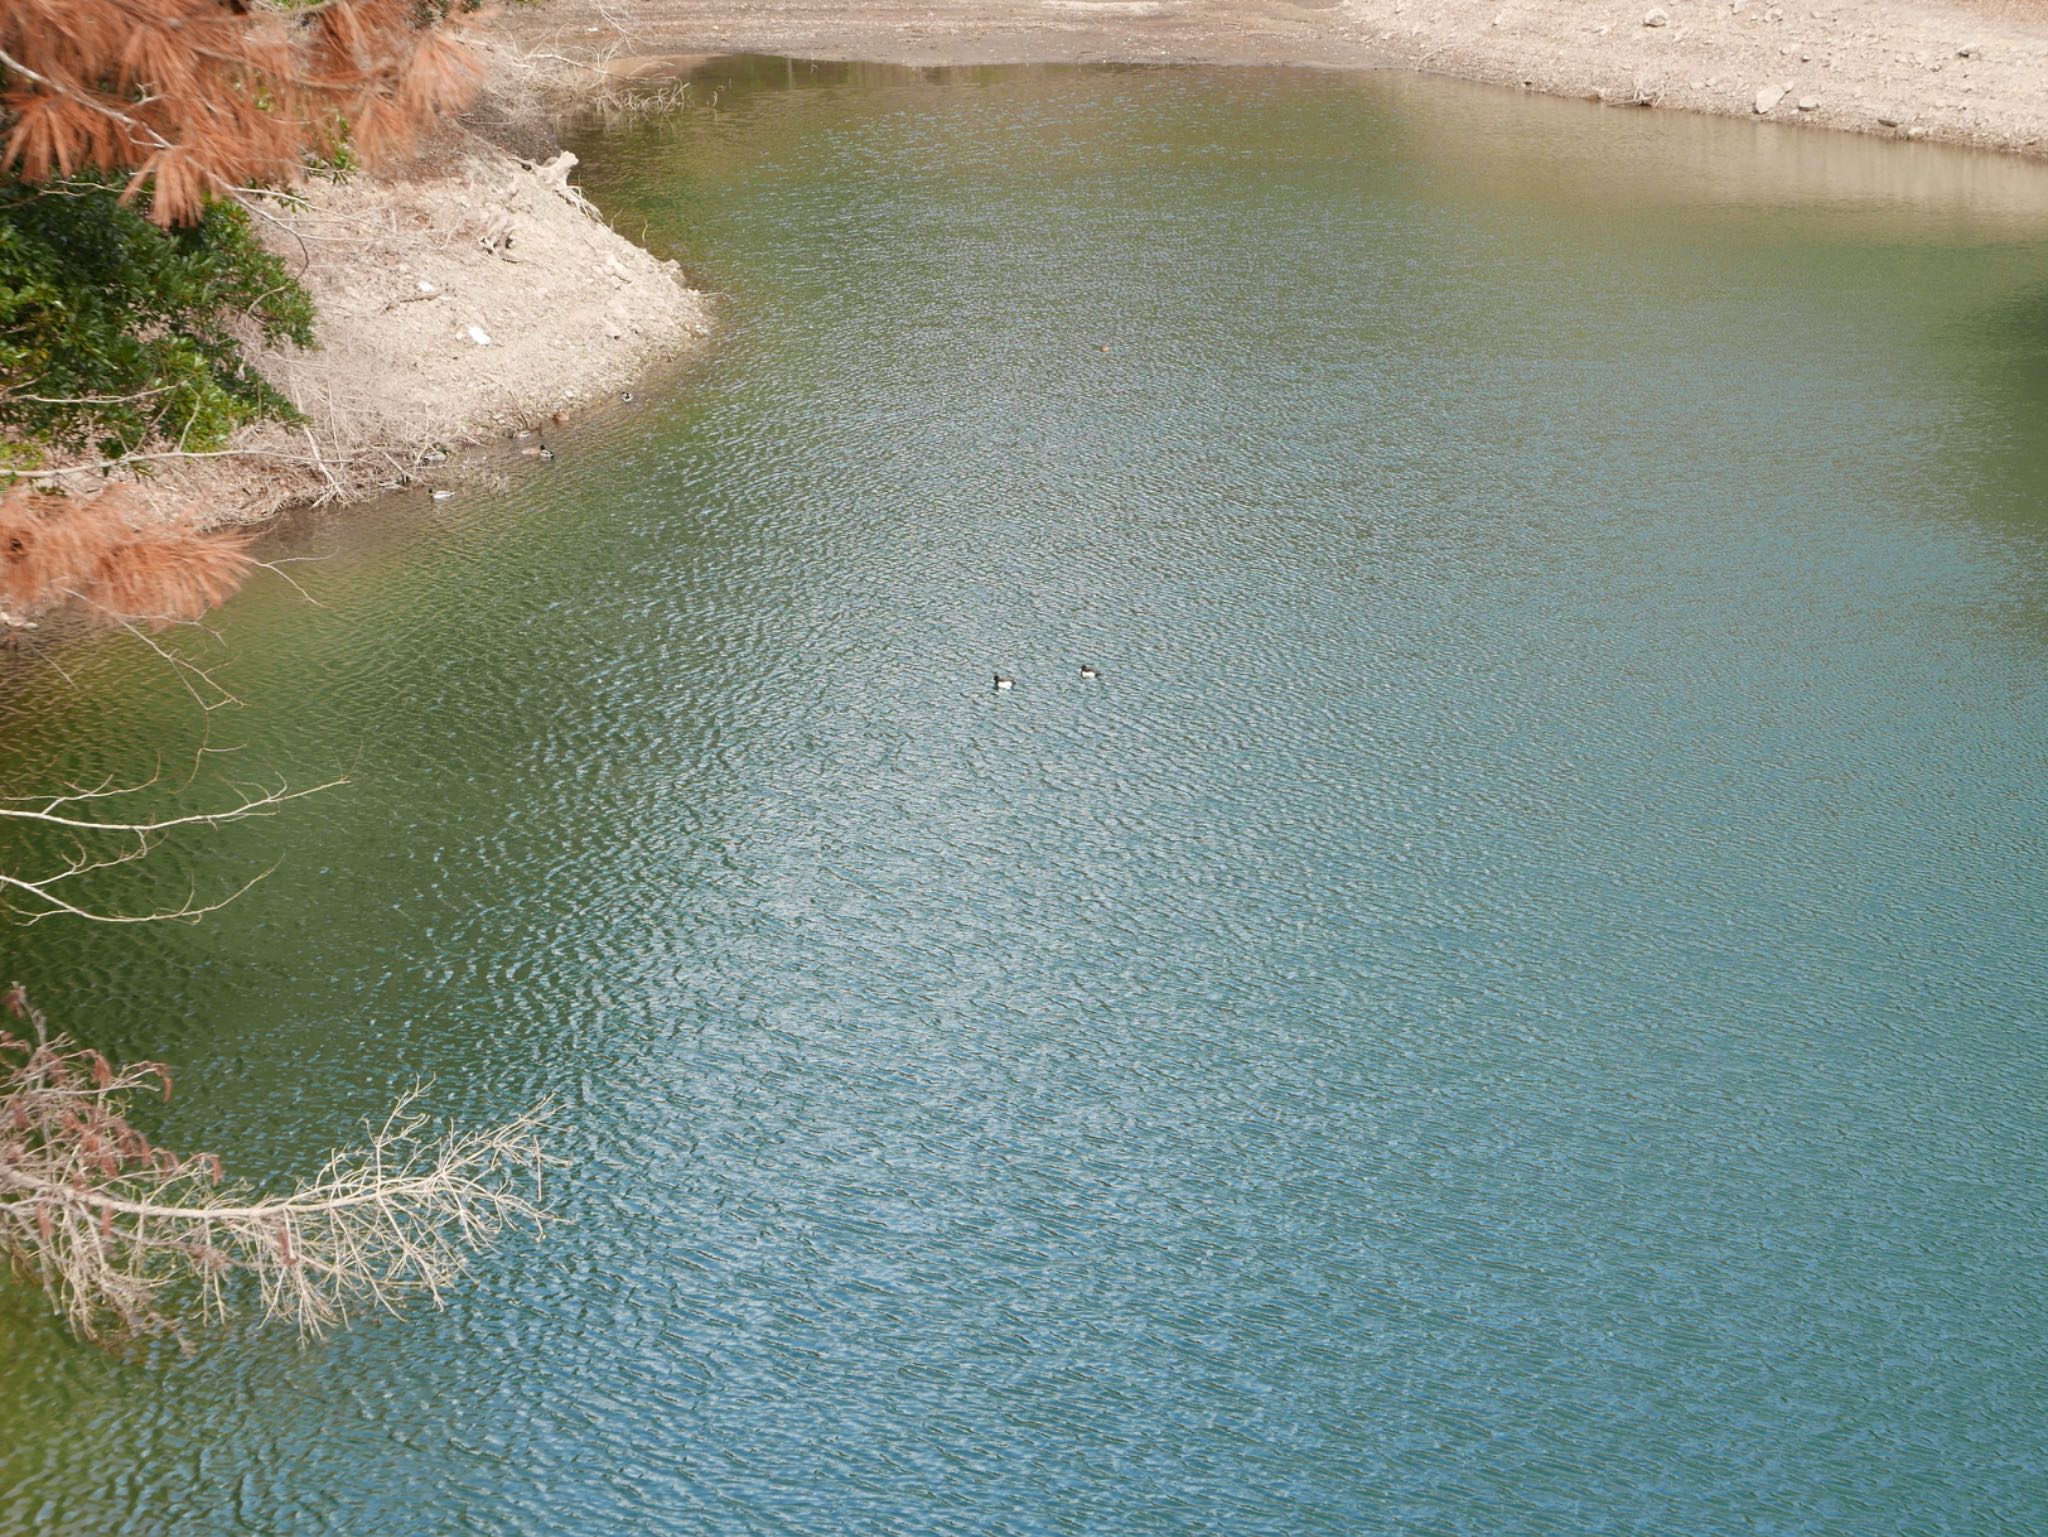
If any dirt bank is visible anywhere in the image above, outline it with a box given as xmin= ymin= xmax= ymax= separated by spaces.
xmin=235 ymin=126 xmax=711 ymax=506
xmin=503 ymin=0 xmax=2048 ymax=158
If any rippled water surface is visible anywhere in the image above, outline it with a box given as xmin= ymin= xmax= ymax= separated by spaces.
xmin=5 ymin=59 xmax=2048 ymax=1535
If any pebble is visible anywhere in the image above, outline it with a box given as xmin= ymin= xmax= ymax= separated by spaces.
xmin=1957 ymin=43 xmax=1978 ymax=57
xmin=1907 ymin=125 xmax=1929 ymax=138
xmin=466 ymin=324 xmax=493 ymax=347
xmin=1643 ymin=7 xmax=1668 ymax=25
xmin=1754 ymin=84 xmax=1788 ymax=113
xmin=1875 ymin=107 xmax=1903 ymax=125
xmin=1797 ymin=96 xmax=1819 ymax=110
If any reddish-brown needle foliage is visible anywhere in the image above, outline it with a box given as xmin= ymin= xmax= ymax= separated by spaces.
xmin=0 ymin=0 xmax=483 ymax=225
xmin=1 ymin=485 xmax=254 ymax=624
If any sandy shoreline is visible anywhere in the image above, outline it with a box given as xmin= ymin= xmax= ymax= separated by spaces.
xmin=506 ymin=0 xmax=2048 ymax=157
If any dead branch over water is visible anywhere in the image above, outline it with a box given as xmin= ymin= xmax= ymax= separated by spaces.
xmin=0 ymin=984 xmax=560 ymax=1343
xmin=0 ymin=756 xmax=343 ymax=922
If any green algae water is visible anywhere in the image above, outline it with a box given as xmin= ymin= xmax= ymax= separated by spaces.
xmin=5 ymin=58 xmax=2048 ymax=1534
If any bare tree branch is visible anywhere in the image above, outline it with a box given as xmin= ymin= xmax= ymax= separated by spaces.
xmin=0 ymin=987 xmax=561 ymax=1342
xmin=0 ymin=766 xmax=343 ymax=923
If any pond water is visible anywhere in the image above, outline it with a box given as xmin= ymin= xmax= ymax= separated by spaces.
xmin=4 ymin=57 xmax=2048 ymax=1536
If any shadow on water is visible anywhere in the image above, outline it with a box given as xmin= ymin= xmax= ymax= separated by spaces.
xmin=1966 ymin=280 xmax=2048 ymax=533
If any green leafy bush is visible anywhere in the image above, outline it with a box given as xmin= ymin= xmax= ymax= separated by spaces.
xmin=0 ymin=183 xmax=316 ymax=459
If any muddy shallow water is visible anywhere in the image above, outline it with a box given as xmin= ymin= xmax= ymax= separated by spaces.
xmin=3 ymin=60 xmax=2047 ymax=1536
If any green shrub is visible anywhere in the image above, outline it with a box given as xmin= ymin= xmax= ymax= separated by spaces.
xmin=0 ymin=183 xmax=316 ymax=460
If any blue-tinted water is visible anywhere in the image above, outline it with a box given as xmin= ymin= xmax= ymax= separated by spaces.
xmin=3 ymin=59 xmax=2048 ymax=1535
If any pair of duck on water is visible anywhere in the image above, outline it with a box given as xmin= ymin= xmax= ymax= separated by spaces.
xmin=995 ymin=666 xmax=1099 ymax=690
xmin=426 ymin=442 xmax=554 ymax=498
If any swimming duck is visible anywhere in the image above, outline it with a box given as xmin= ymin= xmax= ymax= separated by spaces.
xmin=993 ymin=673 xmax=1014 ymax=691
xmin=1079 ymin=664 xmax=1100 ymax=680
xmin=619 ymin=391 xmax=636 ymax=403
xmin=430 ymin=489 xmax=455 ymax=501
xmin=538 ymin=445 xmax=556 ymax=462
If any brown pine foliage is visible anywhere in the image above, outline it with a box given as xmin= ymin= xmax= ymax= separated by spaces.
xmin=1 ymin=485 xmax=254 ymax=624
xmin=0 ymin=0 xmax=484 ymax=226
